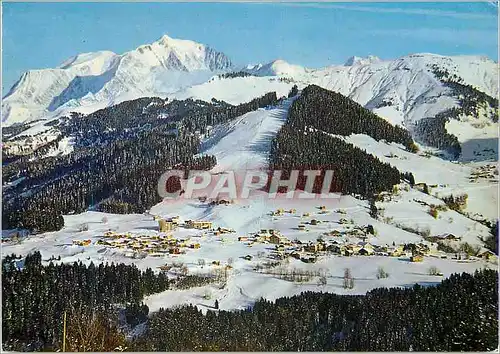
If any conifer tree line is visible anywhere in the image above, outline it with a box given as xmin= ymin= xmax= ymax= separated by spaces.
xmin=413 ymin=113 xmax=462 ymax=158
xmin=269 ymin=85 xmax=415 ymax=197
xmin=430 ymin=65 xmax=498 ymax=123
xmin=286 ymin=85 xmax=417 ymax=151
xmin=3 ymin=252 xmax=497 ymax=352
xmin=218 ymin=71 xmax=256 ymax=79
xmin=132 ymin=269 xmax=497 ymax=352
xmin=3 ymin=93 xmax=278 ymax=233
xmin=2 ymin=252 xmax=169 ymax=351
xmin=414 ymin=65 xmax=499 ymax=156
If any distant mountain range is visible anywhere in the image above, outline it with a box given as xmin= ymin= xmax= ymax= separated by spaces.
xmin=3 ymin=34 xmax=498 ymax=150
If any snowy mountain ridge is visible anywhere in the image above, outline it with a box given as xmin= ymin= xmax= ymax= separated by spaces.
xmin=2 ymin=34 xmax=498 ymax=130
xmin=2 ymin=34 xmax=232 ymax=126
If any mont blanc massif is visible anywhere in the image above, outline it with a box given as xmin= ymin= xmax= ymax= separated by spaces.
xmin=2 ymin=34 xmax=499 ymax=352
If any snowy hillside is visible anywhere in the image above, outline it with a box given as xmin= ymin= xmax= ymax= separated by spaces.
xmin=174 ymin=54 xmax=498 ymax=130
xmin=3 ymin=34 xmax=232 ymax=126
xmin=2 ymin=99 xmax=497 ymax=314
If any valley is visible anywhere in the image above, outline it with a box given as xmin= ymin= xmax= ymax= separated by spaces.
xmin=2 ymin=30 xmax=498 ymax=352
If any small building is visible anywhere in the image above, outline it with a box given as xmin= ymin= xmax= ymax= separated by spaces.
xmin=298 ymin=224 xmax=306 ymax=231
xmin=358 ymin=247 xmax=374 ymax=256
xmin=344 ymin=248 xmax=354 ymax=257
xmin=319 ymin=205 xmax=327 ymax=211
xmin=477 ymin=250 xmax=496 ymax=261
xmin=305 ymin=243 xmax=320 ymax=253
xmin=270 ymin=234 xmax=289 ymax=245
xmin=414 ymin=183 xmax=428 ymax=192
xmin=387 ymin=247 xmax=402 ymax=257
xmin=238 ymin=236 xmax=249 ymax=242
xmin=169 ymin=247 xmax=181 ymax=254
xmin=410 ymin=254 xmax=424 ymax=262
xmin=310 ymin=219 xmax=321 ymax=226
xmin=188 ymin=220 xmax=213 ymax=230
xmin=159 ymin=219 xmax=177 ymax=232
xmin=434 ymin=233 xmax=462 ymax=242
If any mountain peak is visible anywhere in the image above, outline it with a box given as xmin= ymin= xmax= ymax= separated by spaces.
xmin=345 ymin=55 xmax=381 ymax=66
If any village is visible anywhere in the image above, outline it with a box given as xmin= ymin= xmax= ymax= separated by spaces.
xmin=63 ymin=204 xmax=498 ymax=270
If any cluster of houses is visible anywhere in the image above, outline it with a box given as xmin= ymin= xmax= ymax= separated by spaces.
xmin=89 ymin=215 xmax=237 ymax=258
xmin=156 ymin=215 xmax=214 ymax=232
xmin=236 ymin=224 xmax=470 ymax=264
xmin=469 ymin=164 xmax=497 ymax=182
xmin=94 ymin=231 xmax=201 ymax=257
xmin=72 ymin=239 xmax=92 ymax=246
xmin=279 ymin=240 xmax=432 ymax=263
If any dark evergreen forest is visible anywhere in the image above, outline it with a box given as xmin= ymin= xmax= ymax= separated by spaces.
xmin=268 ymin=85 xmax=416 ymax=197
xmin=2 ymin=252 xmax=497 ymax=352
xmin=2 ymin=93 xmax=278 ymax=233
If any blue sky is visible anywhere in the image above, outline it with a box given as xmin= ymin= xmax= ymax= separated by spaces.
xmin=2 ymin=2 xmax=498 ymax=92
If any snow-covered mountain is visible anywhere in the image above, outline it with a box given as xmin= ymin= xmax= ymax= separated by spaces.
xmin=3 ymin=34 xmax=498 ymax=133
xmin=174 ymin=54 xmax=498 ymax=128
xmin=242 ymin=59 xmax=309 ymax=77
xmin=2 ymin=34 xmax=232 ymax=126
xmin=344 ymin=55 xmax=382 ymax=66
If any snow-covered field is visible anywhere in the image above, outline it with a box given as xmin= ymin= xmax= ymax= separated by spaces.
xmin=3 ymin=99 xmax=497 ymax=314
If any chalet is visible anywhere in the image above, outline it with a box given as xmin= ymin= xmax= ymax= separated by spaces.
xmin=358 ymin=247 xmax=374 ymax=256
xmin=310 ymin=219 xmax=321 ymax=226
xmin=327 ymin=244 xmax=344 ymax=254
xmin=169 ymin=247 xmax=181 ymax=255
xmin=305 ymin=243 xmax=320 ymax=253
xmin=349 ymin=243 xmax=363 ymax=254
xmin=275 ymin=244 xmax=285 ymax=252
xmin=72 ymin=239 xmax=92 ymax=246
xmin=343 ymin=248 xmax=354 ymax=257
xmin=414 ymin=183 xmax=430 ymax=193
xmin=159 ymin=219 xmax=176 ymax=232
xmin=218 ymin=227 xmax=235 ymax=234
xmin=432 ymin=233 xmax=462 ymax=242
xmin=298 ymin=224 xmax=306 ymax=231
xmin=270 ymin=234 xmax=289 ymax=245
xmin=273 ymin=208 xmax=284 ymax=216
xmin=416 ymin=243 xmax=430 ymax=254
xmin=410 ymin=254 xmax=424 ymax=262
xmin=188 ymin=220 xmax=213 ymax=230
xmin=477 ymin=250 xmax=496 ymax=261
xmin=387 ymin=247 xmax=402 ymax=257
